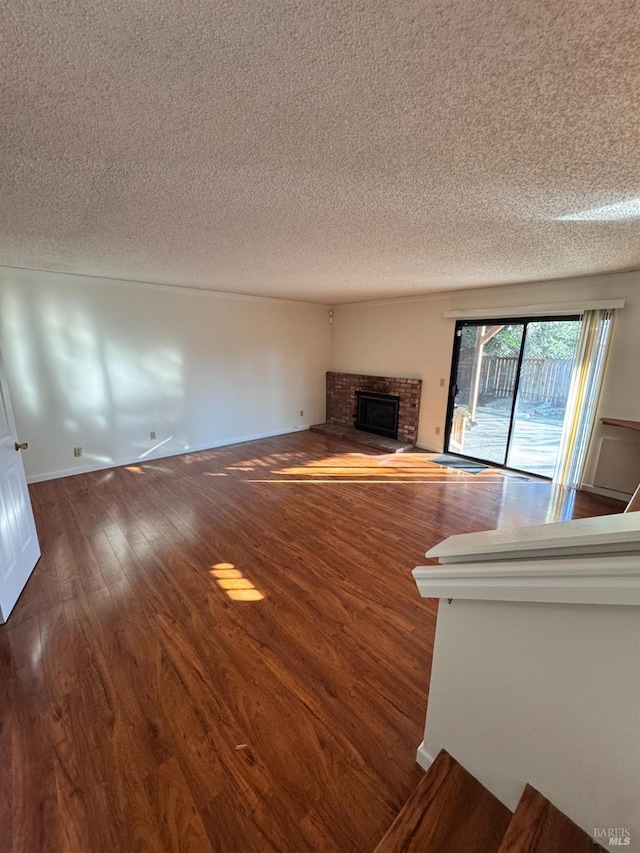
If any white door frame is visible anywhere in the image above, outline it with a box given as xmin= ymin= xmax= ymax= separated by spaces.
xmin=0 ymin=348 xmax=41 ymax=623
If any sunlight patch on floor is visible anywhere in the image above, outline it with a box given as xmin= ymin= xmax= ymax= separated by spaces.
xmin=211 ymin=568 xmax=243 ymax=578
xmin=247 ymin=478 xmax=536 ymax=485
xmin=227 ymin=589 xmax=264 ymax=601
xmin=209 ymin=563 xmax=265 ymax=601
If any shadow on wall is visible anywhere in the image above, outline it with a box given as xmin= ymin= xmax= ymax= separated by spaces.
xmin=0 ymin=287 xmax=186 ymax=468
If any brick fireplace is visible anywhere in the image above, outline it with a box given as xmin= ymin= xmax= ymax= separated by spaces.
xmin=325 ymin=371 xmax=422 ymax=445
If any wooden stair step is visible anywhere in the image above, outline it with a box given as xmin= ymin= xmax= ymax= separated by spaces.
xmin=374 ymin=749 xmax=512 ymax=853
xmin=497 ymin=784 xmax=605 ymax=852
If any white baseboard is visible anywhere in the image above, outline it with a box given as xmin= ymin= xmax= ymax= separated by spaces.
xmin=416 ymin=742 xmax=435 ymax=772
xmin=416 ymin=442 xmax=442 ymax=453
xmin=581 ymin=484 xmax=631 ymax=503
xmin=26 ymin=426 xmax=310 ymax=484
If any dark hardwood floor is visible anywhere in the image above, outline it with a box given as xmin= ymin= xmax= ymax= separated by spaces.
xmin=0 ymin=432 xmax=622 ymax=852
xmin=374 ymin=750 xmax=512 ymax=853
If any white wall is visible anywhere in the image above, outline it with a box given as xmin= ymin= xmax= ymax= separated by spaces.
xmin=330 ymin=271 xmax=640 ymax=495
xmin=0 ymin=269 xmax=330 ymax=481
xmin=421 ymin=598 xmax=640 ymax=848
xmin=4 ymin=266 xmax=639 ymax=487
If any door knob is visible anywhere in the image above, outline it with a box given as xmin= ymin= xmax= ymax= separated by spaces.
xmin=14 ymin=442 xmax=28 ymax=451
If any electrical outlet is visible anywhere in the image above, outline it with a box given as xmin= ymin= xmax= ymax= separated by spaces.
xmin=73 ymin=447 xmax=83 ymax=457
xmin=299 ymin=410 xmax=304 ymax=417
xmin=150 ymin=431 xmax=156 ymax=440
xmin=435 ymin=426 xmax=441 ymax=435
xmin=439 ymin=378 xmax=445 ymax=387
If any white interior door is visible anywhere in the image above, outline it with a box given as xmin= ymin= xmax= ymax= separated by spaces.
xmin=0 ymin=350 xmax=40 ymax=623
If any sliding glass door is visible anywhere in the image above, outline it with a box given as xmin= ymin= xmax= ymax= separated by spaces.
xmin=445 ymin=317 xmax=581 ymax=477
xmin=448 ymin=323 xmax=525 ymax=465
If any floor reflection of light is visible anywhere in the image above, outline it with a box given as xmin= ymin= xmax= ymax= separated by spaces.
xmin=29 ymin=632 xmax=44 ymax=670
xmin=224 ymin=450 xmax=542 ymax=484
xmin=272 ymin=466 xmax=481 ymax=478
xmin=260 ymin=452 xmax=511 ymax=481
xmin=227 ymin=589 xmax=264 ymax=601
xmin=210 ymin=562 xmax=265 ymax=601
xmin=247 ymin=478 xmax=505 ymax=484
xmin=210 ymin=568 xmax=242 ymax=578
xmin=217 ymin=578 xmax=254 ymax=590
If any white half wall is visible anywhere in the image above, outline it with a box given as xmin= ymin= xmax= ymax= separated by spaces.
xmin=423 ymin=598 xmax=640 ymax=849
xmin=330 ymin=271 xmax=640 ymax=493
xmin=0 ymin=269 xmax=330 ymax=481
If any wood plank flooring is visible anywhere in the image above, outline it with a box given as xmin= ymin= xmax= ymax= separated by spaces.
xmin=0 ymin=432 xmax=623 ymax=852
xmin=497 ymin=784 xmax=606 ymax=852
xmin=374 ymin=749 xmax=512 ymax=853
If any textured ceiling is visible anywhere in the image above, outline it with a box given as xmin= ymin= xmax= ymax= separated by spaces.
xmin=2 ymin=0 xmax=640 ymax=304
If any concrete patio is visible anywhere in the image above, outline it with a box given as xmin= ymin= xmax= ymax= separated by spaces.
xmin=458 ymin=406 xmax=564 ymax=478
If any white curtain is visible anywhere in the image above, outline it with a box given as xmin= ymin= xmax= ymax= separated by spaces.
xmin=553 ymin=309 xmax=614 ymax=489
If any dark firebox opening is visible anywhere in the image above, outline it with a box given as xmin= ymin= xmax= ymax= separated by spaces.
xmin=355 ymin=391 xmax=400 ymax=440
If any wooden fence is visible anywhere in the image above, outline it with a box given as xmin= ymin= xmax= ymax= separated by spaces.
xmin=457 ymin=353 xmax=574 ymax=406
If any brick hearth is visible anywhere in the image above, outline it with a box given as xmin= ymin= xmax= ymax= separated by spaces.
xmin=324 ymin=371 xmax=422 ymax=445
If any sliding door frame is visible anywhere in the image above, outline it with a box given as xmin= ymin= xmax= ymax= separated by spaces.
xmin=443 ymin=314 xmax=581 ymax=477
